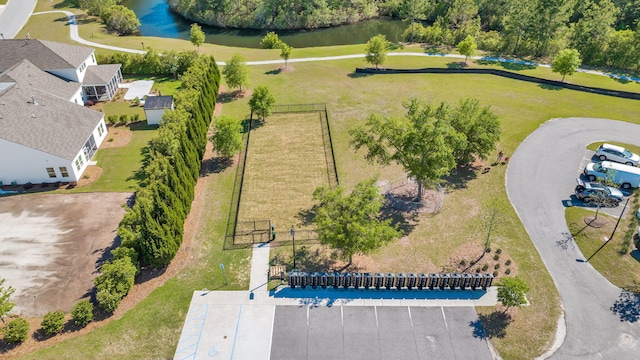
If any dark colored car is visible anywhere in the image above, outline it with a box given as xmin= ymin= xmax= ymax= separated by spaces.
xmin=575 ymin=180 xmax=623 ymax=206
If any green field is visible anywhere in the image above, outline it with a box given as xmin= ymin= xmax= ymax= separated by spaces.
xmin=14 ymin=1 xmax=640 ymax=359
xmin=238 ymin=112 xmax=330 ymax=235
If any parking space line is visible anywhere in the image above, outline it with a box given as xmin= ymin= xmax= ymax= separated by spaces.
xmin=407 ymin=307 xmax=414 ymax=327
xmin=440 ymin=306 xmax=449 ymax=331
xmin=229 ymin=304 xmax=243 ymax=359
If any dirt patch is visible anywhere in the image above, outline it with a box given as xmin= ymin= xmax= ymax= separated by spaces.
xmin=76 ymin=166 xmax=103 ymax=187
xmin=99 ymin=127 xmax=132 ymax=149
xmin=279 ymin=65 xmax=295 ymax=72
xmin=386 ymin=181 xmax=445 ymax=213
xmin=0 ymin=193 xmax=131 ymax=317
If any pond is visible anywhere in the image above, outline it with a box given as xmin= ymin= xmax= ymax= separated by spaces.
xmin=121 ymin=0 xmax=406 ymax=48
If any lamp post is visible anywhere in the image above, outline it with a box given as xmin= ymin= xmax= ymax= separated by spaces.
xmin=290 ymin=225 xmax=296 ymax=270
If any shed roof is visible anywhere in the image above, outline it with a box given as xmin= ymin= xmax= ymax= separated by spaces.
xmin=144 ymin=95 xmax=174 ymax=110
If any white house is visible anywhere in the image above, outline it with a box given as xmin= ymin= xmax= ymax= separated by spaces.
xmin=144 ymin=95 xmax=174 ymax=125
xmin=0 ymin=39 xmax=122 ymax=102
xmin=0 ymin=39 xmax=114 ymax=186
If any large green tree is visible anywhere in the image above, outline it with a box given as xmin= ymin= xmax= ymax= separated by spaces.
xmin=222 ymin=54 xmax=249 ymax=92
xmin=249 ymin=86 xmax=276 ymax=120
xmin=312 ymin=178 xmax=401 ymax=265
xmin=190 ymin=23 xmax=205 ymax=50
xmin=457 ymin=34 xmax=477 ymax=64
xmin=77 ymin=0 xmax=118 ymax=17
xmin=364 ymin=34 xmax=389 ymax=69
xmin=569 ymin=0 xmax=618 ymax=64
xmin=552 ymin=48 xmax=582 ymax=82
xmin=446 ymin=0 xmax=480 ymax=43
xmin=103 ymin=5 xmax=140 ymax=35
xmin=0 ymin=277 xmax=15 ymax=325
xmin=497 ymin=276 xmax=530 ymax=311
xmin=350 ymin=98 xmax=464 ymax=202
xmin=210 ymin=115 xmax=243 ymax=158
xmin=448 ymin=98 xmax=501 ymax=164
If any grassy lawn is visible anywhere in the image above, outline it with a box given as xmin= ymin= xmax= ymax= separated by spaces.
xmin=0 ymin=0 xmax=8 ymax=6
xmin=69 ymin=124 xmax=157 ymax=193
xmin=238 ymin=112 xmax=330 ymax=235
xmin=587 ymin=142 xmax=640 ymax=154
xmin=566 ymin=206 xmax=640 ymax=290
xmin=101 ymin=101 xmax=145 ymax=119
xmin=15 ymin=2 xmax=640 ymax=359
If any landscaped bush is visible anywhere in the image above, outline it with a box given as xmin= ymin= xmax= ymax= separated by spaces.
xmin=71 ymin=300 xmax=94 ymax=327
xmin=97 ymin=50 xmax=201 ymax=76
xmin=119 ymin=114 xmax=129 ymax=125
xmin=94 ymin=257 xmax=137 ymax=313
xmin=3 ymin=317 xmax=29 ymax=343
xmin=41 ymin=310 xmax=65 ymax=336
xmin=132 ymin=114 xmax=140 ymax=122
xmin=505 ymin=259 xmax=512 ymax=266
xmin=107 ymin=115 xmax=118 ymax=126
xmin=482 ymin=264 xmax=489 ymax=271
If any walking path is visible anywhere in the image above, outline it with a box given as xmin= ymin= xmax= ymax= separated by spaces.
xmin=23 ymin=11 xmax=640 ymax=83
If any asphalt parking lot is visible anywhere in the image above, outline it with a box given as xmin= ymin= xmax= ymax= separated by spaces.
xmin=270 ymin=305 xmax=491 ymax=360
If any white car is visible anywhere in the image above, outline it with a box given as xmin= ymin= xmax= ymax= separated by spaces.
xmin=594 ymin=143 xmax=640 ymax=166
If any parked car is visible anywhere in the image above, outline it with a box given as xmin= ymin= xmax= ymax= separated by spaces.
xmin=594 ymin=143 xmax=640 ymax=166
xmin=574 ymin=179 xmax=623 ymax=206
xmin=584 ymin=161 xmax=640 ymax=189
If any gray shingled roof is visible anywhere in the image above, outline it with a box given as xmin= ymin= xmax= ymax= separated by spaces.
xmin=83 ymin=64 xmax=121 ymax=85
xmin=0 ymin=39 xmax=93 ymax=72
xmin=0 ymin=59 xmax=81 ymax=100
xmin=0 ymin=85 xmax=104 ymax=160
xmin=144 ymin=95 xmax=174 ymax=110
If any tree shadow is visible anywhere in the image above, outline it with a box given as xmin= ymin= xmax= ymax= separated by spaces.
xmin=611 ymin=284 xmax=640 ymax=323
xmin=54 ymin=0 xmax=79 ymax=8
xmin=296 ymin=207 xmax=316 ymax=227
xmin=447 ymin=61 xmax=466 ymax=69
xmin=476 ymin=59 xmax=537 ymax=71
xmin=242 ymin=118 xmax=264 ymax=132
xmin=556 ymin=232 xmax=576 ymax=250
xmin=265 ymin=68 xmax=283 ymax=75
xmin=380 ymin=203 xmax=419 ymax=237
xmin=291 ymin=245 xmax=342 ymax=272
xmin=539 ymin=84 xmax=563 ymax=91
xmin=442 ymin=163 xmax=480 ymax=189
xmin=421 ymin=45 xmax=447 ymax=54
xmin=200 ymin=156 xmax=233 ymax=177
xmin=469 ymin=311 xmax=512 ymax=339
xmin=134 ymin=265 xmax=168 ymax=285
xmin=348 ymin=71 xmax=373 ymax=78
xmin=218 ymin=91 xmax=247 ymax=103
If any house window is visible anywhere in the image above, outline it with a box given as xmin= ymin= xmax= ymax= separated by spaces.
xmin=97 ymin=123 xmax=105 ymax=137
xmin=75 ymin=155 xmax=84 ymax=171
xmin=59 ymin=167 xmax=69 ymax=177
xmin=46 ymin=167 xmax=56 ymax=178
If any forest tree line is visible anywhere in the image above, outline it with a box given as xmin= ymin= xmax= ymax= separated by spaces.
xmin=168 ymin=0 xmax=640 ymax=71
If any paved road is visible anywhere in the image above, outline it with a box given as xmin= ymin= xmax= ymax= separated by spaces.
xmin=0 ymin=0 xmax=36 ymax=39
xmin=507 ymin=118 xmax=640 ymax=359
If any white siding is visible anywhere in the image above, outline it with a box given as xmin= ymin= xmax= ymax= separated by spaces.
xmin=48 ymin=68 xmax=80 ymax=83
xmin=92 ymin=117 xmax=107 ymax=149
xmin=0 ymin=139 xmax=76 ymax=184
xmin=145 ymin=109 xmax=165 ymax=126
xmin=70 ymin=86 xmax=83 ymax=105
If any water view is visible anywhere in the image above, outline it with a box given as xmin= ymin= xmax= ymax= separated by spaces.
xmin=121 ymin=0 xmax=406 ymax=48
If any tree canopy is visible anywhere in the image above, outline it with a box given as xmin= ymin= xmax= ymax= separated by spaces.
xmin=365 ymin=34 xmax=389 ymax=69
xmin=552 ymin=48 xmax=582 ymax=82
xmin=222 ymin=54 xmax=249 ymax=92
xmin=249 ymin=86 xmax=276 ymax=120
xmin=210 ymin=115 xmax=243 ymax=158
xmin=497 ymin=276 xmax=530 ymax=311
xmin=457 ymin=35 xmax=477 ymax=64
xmin=260 ymin=31 xmax=282 ymax=49
xmin=190 ymin=23 xmax=205 ymax=50
xmin=312 ymin=178 xmax=401 ymax=264
xmin=103 ymin=5 xmax=140 ymax=35
xmin=280 ymin=43 xmax=293 ymax=68
xmin=350 ymin=98 xmax=499 ymax=202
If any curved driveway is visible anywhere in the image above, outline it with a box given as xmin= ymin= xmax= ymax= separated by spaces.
xmin=507 ymin=118 xmax=640 ymax=359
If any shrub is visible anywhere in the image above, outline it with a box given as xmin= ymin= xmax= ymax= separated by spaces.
xmin=132 ymin=97 xmax=140 ymax=106
xmin=482 ymin=264 xmax=489 ymax=271
xmin=485 ymin=247 xmax=491 ymax=253
xmin=260 ymin=31 xmax=282 ymax=49
xmin=132 ymin=114 xmax=140 ymax=122
xmin=119 ymin=114 xmax=129 ymax=125
xmin=505 ymin=259 xmax=512 ymax=266
xmin=493 ymin=271 xmax=499 ymax=277
xmin=3 ymin=317 xmax=29 ymax=343
xmin=71 ymin=300 xmax=94 ymax=327
xmin=107 ymin=115 xmax=118 ymax=126
xmin=459 ymin=260 xmax=466 ymax=266
xmin=94 ymin=257 xmax=137 ymax=313
xmin=493 ymin=254 xmax=500 ymax=261
xmin=96 ymin=288 xmax=121 ymax=313
xmin=41 ymin=310 xmax=65 ymax=335
xmin=505 ymin=268 xmax=511 ymax=275
xmin=496 ymin=248 xmax=502 ymax=254
xmin=494 ymin=263 xmax=501 ymax=270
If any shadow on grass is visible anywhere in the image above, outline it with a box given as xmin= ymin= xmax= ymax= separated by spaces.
xmin=200 ymin=157 xmax=233 ymax=177
xmin=611 ymin=283 xmax=640 ymax=323
xmin=296 ymin=207 xmax=315 ymax=227
xmin=539 ymin=83 xmax=563 ymax=91
xmin=290 ymin=245 xmax=339 ymax=273
xmin=470 ymin=311 xmax=512 ymax=339
xmin=265 ymin=68 xmax=283 ymax=75
xmin=348 ymin=71 xmax=374 ymax=78
xmin=218 ymin=91 xmax=248 ymax=103
xmin=380 ymin=204 xmax=419 ymax=237
xmin=476 ymin=60 xmax=537 ymax=71
xmin=54 ymin=0 xmax=79 ymax=9
xmin=422 ymin=45 xmax=447 ymax=54
xmin=447 ymin=61 xmax=466 ymax=69
xmin=442 ymin=163 xmax=480 ymax=190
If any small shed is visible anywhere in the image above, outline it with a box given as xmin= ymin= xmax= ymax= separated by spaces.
xmin=144 ymin=95 xmax=174 ymax=125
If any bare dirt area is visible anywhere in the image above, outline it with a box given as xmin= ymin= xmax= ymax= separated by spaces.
xmin=0 ymin=192 xmax=131 ymax=316
xmin=100 ymin=126 xmax=132 ymax=149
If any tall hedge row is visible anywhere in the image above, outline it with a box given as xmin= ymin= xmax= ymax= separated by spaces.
xmin=116 ymin=55 xmax=220 ymax=268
